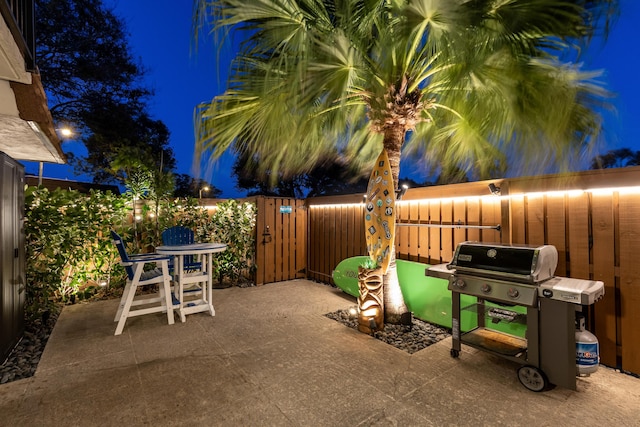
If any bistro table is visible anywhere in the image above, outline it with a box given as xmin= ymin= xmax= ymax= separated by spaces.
xmin=156 ymin=242 xmax=227 ymax=322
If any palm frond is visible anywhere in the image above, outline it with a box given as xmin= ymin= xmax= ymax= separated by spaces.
xmin=194 ymin=0 xmax=618 ymax=183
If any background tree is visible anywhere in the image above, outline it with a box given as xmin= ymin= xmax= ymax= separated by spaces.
xmin=194 ymin=0 xmax=618 ymax=323
xmin=233 ymin=150 xmax=373 ymax=197
xmin=303 ymin=162 xmax=370 ymax=197
xmin=591 ymin=148 xmax=640 ymax=169
xmin=71 ymin=98 xmax=176 ymax=183
xmin=35 ymin=0 xmax=176 ymax=184
xmin=174 ymin=174 xmax=222 ymax=198
xmin=233 ymin=151 xmax=306 ymax=197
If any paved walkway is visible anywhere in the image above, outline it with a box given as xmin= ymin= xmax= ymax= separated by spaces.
xmin=1 ymin=280 xmax=639 ymax=426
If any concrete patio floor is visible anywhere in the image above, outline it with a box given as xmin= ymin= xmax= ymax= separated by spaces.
xmin=1 ymin=279 xmax=639 ymax=426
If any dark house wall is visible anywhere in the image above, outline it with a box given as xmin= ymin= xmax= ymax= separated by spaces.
xmin=0 ymin=152 xmax=26 ymax=362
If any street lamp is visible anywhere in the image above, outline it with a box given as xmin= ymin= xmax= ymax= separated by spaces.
xmin=199 ymin=186 xmax=210 ymax=199
xmin=39 ymin=126 xmax=74 ymax=185
xmin=59 ymin=127 xmax=73 ymax=138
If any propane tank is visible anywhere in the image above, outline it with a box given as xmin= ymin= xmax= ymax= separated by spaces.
xmin=576 ymin=313 xmax=599 ymax=376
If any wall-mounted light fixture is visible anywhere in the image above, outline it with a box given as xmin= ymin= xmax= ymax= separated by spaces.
xmin=396 ymin=184 xmax=409 ymax=200
xmin=488 ymin=183 xmax=501 ymax=195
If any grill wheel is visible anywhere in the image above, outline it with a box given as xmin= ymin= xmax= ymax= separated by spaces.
xmin=517 ymin=365 xmax=549 ymax=392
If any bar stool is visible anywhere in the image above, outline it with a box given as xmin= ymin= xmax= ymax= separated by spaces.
xmin=111 ymin=230 xmax=175 ymax=335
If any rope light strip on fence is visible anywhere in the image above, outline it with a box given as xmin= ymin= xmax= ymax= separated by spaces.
xmin=307 ymin=186 xmax=640 ymax=209
xmin=500 ymin=186 xmax=640 ymax=199
xmin=308 ymin=203 xmax=365 ymax=209
xmin=395 ymin=222 xmax=501 ymax=231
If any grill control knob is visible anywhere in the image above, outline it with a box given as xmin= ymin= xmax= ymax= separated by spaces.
xmin=454 ymin=278 xmax=466 ymax=289
xmin=481 ymin=283 xmax=492 ymax=294
xmin=508 ymin=287 xmax=520 ymax=299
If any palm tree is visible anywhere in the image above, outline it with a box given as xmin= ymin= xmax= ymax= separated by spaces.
xmin=193 ymin=0 xmax=618 ymax=323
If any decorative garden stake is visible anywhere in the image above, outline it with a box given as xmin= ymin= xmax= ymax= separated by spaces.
xmin=358 ymin=148 xmax=396 ymax=333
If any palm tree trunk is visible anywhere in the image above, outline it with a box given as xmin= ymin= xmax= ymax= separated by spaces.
xmin=382 ymin=126 xmax=411 ymax=325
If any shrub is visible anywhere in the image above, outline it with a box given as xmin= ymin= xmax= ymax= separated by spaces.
xmin=197 ymin=200 xmax=257 ymax=284
xmin=24 ymin=187 xmax=130 ymax=318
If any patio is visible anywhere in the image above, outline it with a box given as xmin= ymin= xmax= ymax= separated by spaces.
xmin=1 ymin=280 xmax=638 ymax=426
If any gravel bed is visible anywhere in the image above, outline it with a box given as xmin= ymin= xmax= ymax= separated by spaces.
xmin=325 ymin=306 xmax=451 ymax=354
xmin=0 ymin=310 xmax=59 ymax=385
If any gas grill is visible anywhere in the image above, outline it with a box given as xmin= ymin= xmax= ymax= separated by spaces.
xmin=427 ymin=241 xmax=605 ymax=392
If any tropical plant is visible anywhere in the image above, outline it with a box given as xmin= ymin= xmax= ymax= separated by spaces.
xmin=193 ymin=0 xmax=618 ymax=323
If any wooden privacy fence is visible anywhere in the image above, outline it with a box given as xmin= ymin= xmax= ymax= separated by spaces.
xmin=305 ymin=166 xmax=640 ymax=377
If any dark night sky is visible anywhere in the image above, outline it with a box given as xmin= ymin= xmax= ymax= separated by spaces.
xmin=32 ymin=0 xmax=640 ymax=198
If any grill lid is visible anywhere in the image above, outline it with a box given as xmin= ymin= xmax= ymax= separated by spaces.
xmin=447 ymin=241 xmax=558 ymax=283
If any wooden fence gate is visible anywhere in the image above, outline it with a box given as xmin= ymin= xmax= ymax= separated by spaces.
xmin=254 ymin=197 xmax=307 ymax=285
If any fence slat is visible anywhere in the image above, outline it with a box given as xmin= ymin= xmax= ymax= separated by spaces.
xmin=339 ymin=206 xmax=348 ymax=263
xmin=480 ymin=199 xmax=501 ymax=243
xmin=567 ymin=193 xmax=590 ymax=280
xmin=591 ymin=193 xmax=617 ymax=367
xmin=510 ymin=195 xmax=525 ymax=244
xmin=310 ymin=207 xmax=321 ymax=282
xmin=346 ymin=205 xmax=357 ymax=258
xmin=265 ymin=198 xmax=276 ymax=283
xmin=255 ymin=197 xmax=266 ymax=285
xmin=546 ymin=195 xmax=567 ymax=276
xmin=466 ymin=198 xmax=480 ymax=242
xmin=276 ymin=198 xmax=286 ymax=282
xmin=453 ymin=199 xmax=466 ymax=248
xmin=397 ymin=203 xmax=410 ymax=258
xmin=441 ymin=200 xmax=454 ymax=262
xmin=296 ymin=200 xmax=306 ymax=278
xmin=409 ymin=202 xmax=419 ymax=261
xmin=618 ymin=193 xmax=640 ymax=374
xmin=526 ymin=196 xmax=545 ymax=245
xmin=429 ymin=201 xmax=442 ymax=264
xmin=418 ymin=202 xmax=430 ymax=263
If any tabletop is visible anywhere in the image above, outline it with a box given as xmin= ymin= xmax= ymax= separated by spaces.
xmin=156 ymin=243 xmax=227 ymax=255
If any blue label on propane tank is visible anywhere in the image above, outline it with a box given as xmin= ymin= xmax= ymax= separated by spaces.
xmin=576 ymin=343 xmax=599 ymax=366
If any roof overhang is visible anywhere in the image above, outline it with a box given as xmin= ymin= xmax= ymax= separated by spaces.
xmin=0 ymin=73 xmax=65 ymax=164
xmin=0 ymin=113 xmax=65 ymax=162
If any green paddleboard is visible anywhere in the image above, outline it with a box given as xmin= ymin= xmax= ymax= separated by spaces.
xmin=332 ymin=256 xmax=526 ymax=337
